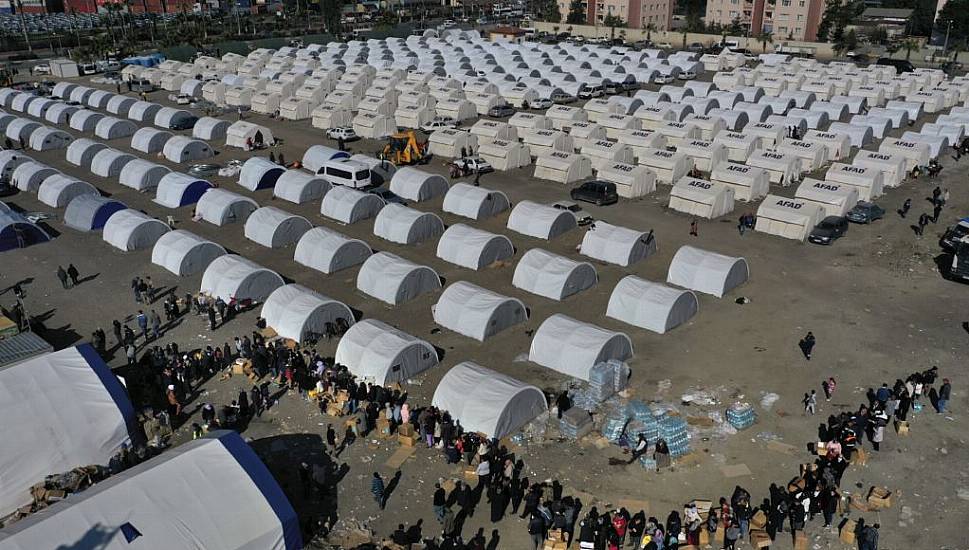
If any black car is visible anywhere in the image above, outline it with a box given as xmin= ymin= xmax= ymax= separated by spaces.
xmin=170 ymin=116 xmax=199 ymax=131
xmin=570 ymin=180 xmax=619 ymax=206
xmin=876 ymin=58 xmax=915 ymax=74
xmin=808 ymin=216 xmax=848 ymax=245
xmin=846 ymin=202 xmax=885 ymax=224
xmin=939 ymin=218 xmax=969 ymax=252
xmin=487 ymin=105 xmax=516 ymax=118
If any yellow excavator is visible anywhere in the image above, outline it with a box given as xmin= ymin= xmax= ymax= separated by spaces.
xmin=381 ymin=131 xmax=430 ymax=165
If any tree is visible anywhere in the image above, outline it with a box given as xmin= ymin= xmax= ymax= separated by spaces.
xmin=867 ymin=26 xmax=888 ymax=45
xmin=645 ymin=22 xmax=656 ymax=42
xmin=681 ymin=0 xmax=704 ymax=31
xmin=566 ymin=0 xmax=586 ymax=24
xmin=320 ymin=0 xmax=341 ymax=35
xmin=603 ymin=14 xmax=625 ymax=29
xmin=818 ymin=0 xmax=864 ymax=42
xmin=937 ymin=0 xmax=969 ymax=46
xmin=537 ymin=0 xmax=562 ymax=23
xmin=728 ymin=17 xmax=744 ymax=36
xmin=899 ymin=38 xmax=919 ymax=60
xmin=755 ymin=30 xmax=773 ymax=52
xmin=832 ymin=29 xmax=858 ymax=57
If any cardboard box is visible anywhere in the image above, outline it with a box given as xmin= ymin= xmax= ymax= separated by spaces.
xmin=851 ymin=447 xmax=868 ymax=466
xmin=839 ymin=519 xmax=856 ymax=544
xmin=259 ymin=327 xmax=277 ymax=339
xmin=816 ymin=441 xmax=827 ymax=456
xmin=867 ymin=486 xmax=893 ymax=508
xmin=787 ymin=477 xmax=806 ymax=493
xmin=714 ymin=525 xmax=724 ymax=542
xmin=698 ymin=528 xmax=709 ymax=546
xmin=547 ymin=529 xmax=564 ymax=541
xmin=794 ymin=531 xmax=808 ymax=550
xmin=463 ymin=468 xmax=478 ymax=481
xmin=398 ymin=424 xmax=415 ymax=437
xmin=750 ymin=509 xmax=767 ymax=529
xmin=231 ymin=358 xmax=251 ymax=375
xmin=398 ymin=434 xmax=417 ymax=447
xmin=749 ymin=529 xmax=771 ymax=548
xmin=895 ymin=419 xmax=910 ymax=435
xmin=326 ymin=403 xmax=345 ymax=417
xmin=849 ymin=494 xmax=870 ymax=512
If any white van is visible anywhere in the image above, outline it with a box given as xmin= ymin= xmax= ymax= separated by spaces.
xmin=320 ymin=158 xmax=372 ymax=189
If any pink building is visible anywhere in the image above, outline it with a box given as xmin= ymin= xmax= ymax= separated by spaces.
xmin=705 ymin=0 xmax=824 ymax=41
xmin=557 ymin=0 xmax=672 ymax=30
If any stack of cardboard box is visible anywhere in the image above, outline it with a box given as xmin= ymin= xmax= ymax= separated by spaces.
xmin=749 ymin=529 xmax=771 ymax=548
xmin=894 ymin=419 xmax=910 ymax=435
xmin=398 ymin=423 xmax=417 ymax=447
xmin=866 ymin=486 xmax=893 ymax=509
xmin=839 ymin=518 xmax=857 ymax=544
xmin=542 ymin=528 xmax=568 ymax=550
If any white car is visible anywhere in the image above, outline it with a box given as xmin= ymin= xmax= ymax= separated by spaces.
xmin=326 ymin=127 xmax=358 ymax=141
xmin=420 ymin=117 xmax=457 ymax=133
xmin=677 ymin=71 xmax=697 ymax=80
xmin=452 ymin=157 xmax=494 ymax=173
xmin=551 ymin=200 xmax=594 ymax=226
xmin=530 ymin=97 xmax=553 ymax=110
xmin=218 ymin=159 xmax=244 ymax=178
xmin=80 ymin=63 xmax=98 ymax=75
xmin=30 ymin=64 xmax=50 ymax=75
xmin=175 ymin=94 xmax=192 ymax=105
xmin=653 ymin=73 xmax=675 ymax=84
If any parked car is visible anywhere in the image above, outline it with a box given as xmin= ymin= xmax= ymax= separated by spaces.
xmin=687 ymin=42 xmax=705 ymax=52
xmin=808 ymin=216 xmax=849 ymax=245
xmin=653 ymin=73 xmax=675 ymax=84
xmin=656 ymin=42 xmax=673 ymax=49
xmin=420 ymin=117 xmax=457 ymax=133
xmin=577 ymin=85 xmax=604 ymax=99
xmin=451 ymin=156 xmax=494 ymax=174
xmin=876 ymin=58 xmax=915 ymax=74
xmin=552 ymin=92 xmax=576 ymax=104
xmin=530 ymin=97 xmax=553 ymax=110
xmin=846 ymin=201 xmax=885 ymax=224
xmin=80 ymin=63 xmax=98 ymax=75
xmin=0 ymin=180 xmax=17 ymax=197
xmin=175 ymin=94 xmax=192 ymax=105
xmin=30 ymin=63 xmax=50 ymax=75
xmin=488 ymin=104 xmax=516 ymax=117
xmin=570 ymin=180 xmax=619 ymax=206
xmin=369 ymin=187 xmax=407 ymax=205
xmin=188 ymin=163 xmax=222 ymax=178
xmin=552 ymin=200 xmax=594 ymax=226
xmin=325 ymin=127 xmax=358 ymax=141
xmin=217 ymin=160 xmax=244 ymax=178
xmin=677 ymin=70 xmax=697 ymax=80
xmin=940 ymin=217 xmax=969 ymax=252
xmin=170 ymin=115 xmax=199 ymax=130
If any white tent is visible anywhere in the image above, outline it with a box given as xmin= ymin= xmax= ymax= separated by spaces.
xmin=394 ymin=104 xmax=436 ymax=129
xmin=334 ymin=319 xmax=439 ymax=384
xmin=640 ymin=148 xmax=694 ymax=185
xmin=261 ymin=284 xmax=354 ymax=343
xmin=27 ymin=127 xmax=72 ymax=151
xmin=119 ymin=159 xmax=171 ymax=191
xmin=794 ymin=178 xmax=860 ymax=217
xmin=607 ymin=276 xmax=698 ymax=334
xmin=803 ymin=130 xmax=852 ymax=161
xmin=852 ymin=150 xmax=906 ymax=187
xmin=655 ymin=121 xmax=700 ymax=147
xmin=226 ymin=121 xmax=275 ymax=149
xmin=65 ymin=138 xmax=107 ymax=168
xmin=9 ymin=94 xmax=38 ymax=112
xmin=200 ymin=254 xmax=284 ymax=302
xmin=5 ymin=118 xmax=40 ymax=142
xmin=432 ymin=361 xmax=546 ymax=439
xmin=320 ymin=186 xmax=385 ymax=224
xmin=827 ymin=122 xmax=873 ymax=148
xmin=545 ymin=104 xmax=588 ymax=130
xmin=706 ymin=108 xmax=749 ymax=131
xmin=533 ymin=151 xmax=592 ymax=184
xmin=879 ymin=138 xmax=930 ymax=171
xmin=389 ymin=167 xmax=449 ymax=202
xmin=63 ymin=194 xmax=126 ymax=232
xmin=509 ymin=112 xmax=552 ymax=131
xmin=11 ymin=161 xmax=58 ymax=192
xmin=428 ymin=128 xmax=477 ymax=158
xmin=244 ymin=206 xmax=312 ymax=248
xmin=788 ymin=108 xmax=828 ymax=130
xmin=470 ymin=119 xmax=518 ymax=142
xmin=823 ymin=162 xmax=884 ymax=201
xmin=69 ymin=109 xmax=104 ymax=133
xmin=507 ymin=200 xmax=577 ymax=240
xmin=594 ymin=162 xmax=657 ymax=199
xmin=569 ymin=122 xmax=608 ymax=152
xmin=294 ymin=226 xmax=372 ymax=274
xmin=442 ymin=183 xmax=510 ymax=224
xmin=102 ymin=209 xmax=170 ymax=251
xmin=776 ymin=138 xmax=828 ymax=171
xmin=131 ymin=127 xmax=173 ymax=154
xmin=477 ymin=139 xmax=531 ymax=171
xmin=713 ymin=131 xmax=758 ymax=163
xmin=676 ymin=139 xmax=728 ymax=173
xmin=0 ymin=150 xmax=29 ymax=180
xmin=669 ymin=177 xmax=736 ymax=219
xmin=356 ymin=251 xmax=441 ymax=305
xmin=436 ymin=223 xmax=514 ymax=270
xmin=0 ymin=345 xmax=138 ymax=519
xmin=153 ymin=172 xmax=212 ymax=208
xmin=615 ymin=128 xmax=667 ymax=161
xmin=433 ymin=281 xmax=527 ymax=341
xmin=745 ymin=122 xmax=785 ymax=148
xmin=580 ymin=140 xmax=635 ymax=172
xmin=44 ymin=103 xmax=78 ymax=125
xmin=900 ymin=130 xmax=948 ymax=159
xmin=154 ymin=107 xmax=195 ymax=130
xmin=195 ymin=188 xmax=259 ymax=225
xmin=90 ymin=148 xmax=135 ymax=178
xmin=352 ymin=112 xmax=397 ymax=139
xmin=127 ymin=101 xmax=162 ymax=123
xmin=94 ymin=117 xmax=137 ymax=140
xmin=373 ymin=203 xmax=445 ymax=245
xmin=747 ymin=149 xmax=800 ymax=185
xmin=512 ymin=248 xmax=597 ymax=300
xmin=528 ymin=314 xmax=633 ymax=380
xmin=684 ymin=114 xmax=726 ymax=140
xmin=163 ymin=136 xmax=214 ymax=163
xmin=37 ymin=175 xmax=98 ymax=207
xmin=710 ymin=162 xmax=770 ymax=201
xmin=151 ymin=230 xmax=226 ymax=276
xmin=302 ymin=145 xmax=350 ymax=173
xmin=273 ymin=169 xmax=330 ymax=204
xmin=193 ymin=117 xmax=231 ymax=141
xmin=435 ymin=98 xmax=476 ymax=121
xmin=521 ymin=128 xmax=573 ymax=158
xmin=313 ymin=104 xmax=354 ymax=130
xmin=238 ymin=157 xmax=285 ymax=191
xmin=755 ymin=195 xmax=824 ymax=241
xmin=579 ymin=221 xmax=657 ymax=266
xmin=0 ymin=430 xmax=301 ymax=550
xmin=667 ymin=245 xmax=749 ymax=298
xmin=635 ymin=104 xmax=678 ymax=130
xmin=280 ymin=97 xmax=319 ymax=121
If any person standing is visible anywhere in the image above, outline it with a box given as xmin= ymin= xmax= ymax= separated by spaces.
xmin=66 ymin=264 xmax=79 ymax=286
xmin=823 ymin=377 xmax=836 ymax=401
xmin=917 ymin=213 xmax=929 ymax=236
xmin=860 ymin=522 xmax=879 ymax=550
xmin=528 ymin=511 xmax=546 ymax=549
xmin=136 ymin=310 xmax=149 ymax=342
xmin=150 ymin=310 xmax=162 ymax=340
xmin=132 ymin=277 xmax=141 ymax=302
xmin=628 ymin=434 xmax=649 ymax=464
xmin=799 ymin=331 xmax=816 ymax=360
xmin=208 ymin=307 xmax=217 ymax=330
xmin=938 ymin=378 xmax=951 ymax=414
xmin=433 ymin=483 xmax=447 ymax=522
xmin=112 ymin=320 xmax=123 ymax=348
xmin=932 ymin=202 xmax=942 ymax=223
xmin=56 ymin=266 xmax=69 ymax=289
xmin=690 ymin=218 xmax=698 ymax=237
xmin=932 ymin=186 xmax=941 ymax=203
xmin=942 ymin=188 xmax=949 ymax=206
xmin=898 ymin=198 xmax=911 ymax=218
xmin=804 ymin=390 xmax=817 ymax=415
xmin=738 ymin=214 xmax=746 ymax=235
xmin=371 ymin=472 xmax=385 ymax=509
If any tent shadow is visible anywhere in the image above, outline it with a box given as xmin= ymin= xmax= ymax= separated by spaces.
xmin=55 ymin=523 xmax=118 ymax=550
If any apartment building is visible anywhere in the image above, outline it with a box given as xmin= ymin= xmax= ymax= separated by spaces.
xmin=705 ymin=0 xmax=824 ymax=41
xmin=557 ymin=0 xmax=672 ymax=30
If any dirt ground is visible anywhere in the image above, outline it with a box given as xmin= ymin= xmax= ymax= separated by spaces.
xmin=2 ymin=72 xmax=968 ymax=549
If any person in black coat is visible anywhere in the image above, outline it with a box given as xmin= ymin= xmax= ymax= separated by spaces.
xmin=489 ymin=482 xmax=507 ymax=523
xmin=520 ymin=485 xmax=541 ymax=519
xmin=510 ymin=477 xmax=526 ymax=514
